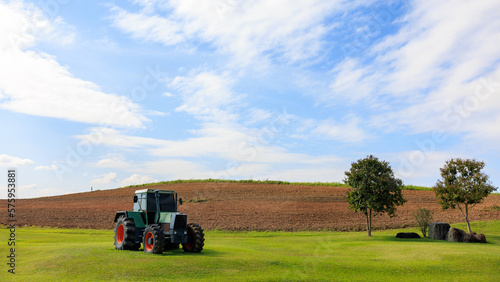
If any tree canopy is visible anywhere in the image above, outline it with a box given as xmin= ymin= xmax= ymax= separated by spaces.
xmin=434 ymin=158 xmax=497 ymax=233
xmin=345 ymin=155 xmax=406 ymax=236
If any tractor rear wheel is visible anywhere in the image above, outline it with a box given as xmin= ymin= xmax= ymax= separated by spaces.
xmin=143 ymin=225 xmax=165 ymax=254
xmin=114 ymin=216 xmax=140 ymax=250
xmin=182 ymin=223 xmax=205 ymax=253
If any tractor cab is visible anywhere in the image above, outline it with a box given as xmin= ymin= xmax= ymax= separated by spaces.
xmin=132 ymin=189 xmax=179 ymax=225
xmin=133 ymin=189 xmax=178 ymax=212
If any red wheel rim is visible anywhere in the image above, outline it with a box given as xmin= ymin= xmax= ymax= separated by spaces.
xmin=117 ymin=225 xmax=125 ymax=244
xmin=144 ymin=232 xmax=154 ymax=251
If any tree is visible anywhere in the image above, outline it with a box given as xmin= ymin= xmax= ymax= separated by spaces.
xmin=344 ymin=155 xmax=406 ymax=236
xmin=414 ymin=207 xmax=433 ymax=237
xmin=434 ymin=158 xmax=497 ymax=234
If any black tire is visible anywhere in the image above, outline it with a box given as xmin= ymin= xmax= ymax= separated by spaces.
xmin=164 ymin=243 xmax=180 ymax=251
xmin=182 ymin=223 xmax=205 ymax=253
xmin=143 ymin=225 xmax=165 ymax=254
xmin=114 ymin=216 xmax=140 ymax=250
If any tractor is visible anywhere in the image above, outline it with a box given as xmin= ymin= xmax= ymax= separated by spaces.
xmin=113 ymin=189 xmax=204 ymax=254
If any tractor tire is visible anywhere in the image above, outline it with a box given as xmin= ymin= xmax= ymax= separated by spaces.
xmin=114 ymin=216 xmax=140 ymax=250
xmin=182 ymin=223 xmax=205 ymax=253
xmin=164 ymin=243 xmax=180 ymax=251
xmin=143 ymin=225 xmax=165 ymax=254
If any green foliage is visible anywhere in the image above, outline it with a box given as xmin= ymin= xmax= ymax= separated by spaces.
xmin=414 ymin=207 xmax=433 ymax=237
xmin=434 ymin=158 xmax=497 ymax=233
xmin=3 ymin=221 xmax=500 ymax=281
xmin=344 ymin=155 xmax=406 ymax=236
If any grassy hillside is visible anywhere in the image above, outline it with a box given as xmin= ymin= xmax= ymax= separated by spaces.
xmin=122 ymin=178 xmax=433 ymax=191
xmin=3 ymin=221 xmax=499 ymax=281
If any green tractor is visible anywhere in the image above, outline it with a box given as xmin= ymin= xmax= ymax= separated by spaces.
xmin=113 ymin=189 xmax=204 ymax=254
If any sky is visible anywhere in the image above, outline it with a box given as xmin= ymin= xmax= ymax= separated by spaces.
xmin=1 ymin=0 xmax=499 ymax=199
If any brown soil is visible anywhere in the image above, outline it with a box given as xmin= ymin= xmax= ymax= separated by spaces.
xmin=2 ymin=183 xmax=499 ymax=231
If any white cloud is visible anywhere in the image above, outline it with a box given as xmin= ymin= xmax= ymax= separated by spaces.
xmin=327 ymin=58 xmax=382 ymax=105
xmin=389 ymin=150 xmax=458 ymax=186
xmin=121 ymin=174 xmax=158 ymax=186
xmin=0 ymin=154 xmax=34 ymax=167
xmin=245 ymin=108 xmax=274 ymax=125
xmin=34 ymin=164 xmax=58 ymax=171
xmin=111 ymin=6 xmax=185 ymax=46
xmin=312 ymin=116 xmax=372 ymax=143
xmin=91 ymin=172 xmax=118 ymax=185
xmin=141 ymin=159 xmax=213 ymax=179
xmin=111 ymin=0 xmax=352 ymax=66
xmin=324 ymin=0 xmax=500 ymax=147
xmin=373 ymin=0 xmax=500 ymax=96
xmin=262 ymin=166 xmax=345 ymax=183
xmin=76 ymin=127 xmax=164 ymax=149
xmin=96 ymin=155 xmax=132 ymax=169
xmin=16 ymin=184 xmax=68 ymax=199
xmin=78 ymin=125 xmax=345 ymax=182
xmin=170 ymin=70 xmax=242 ymax=122
xmin=0 ymin=1 xmax=148 ymax=128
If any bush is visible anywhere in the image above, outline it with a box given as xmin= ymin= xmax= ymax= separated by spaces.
xmin=414 ymin=208 xmax=433 ymax=237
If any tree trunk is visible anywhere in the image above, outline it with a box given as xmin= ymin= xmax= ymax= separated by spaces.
xmin=366 ymin=209 xmax=372 ymax=236
xmin=458 ymin=204 xmax=472 ymax=234
xmin=465 ymin=204 xmax=472 ymax=234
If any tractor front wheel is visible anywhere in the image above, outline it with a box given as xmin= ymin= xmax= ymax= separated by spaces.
xmin=114 ymin=216 xmax=140 ymax=250
xmin=143 ymin=225 xmax=165 ymax=254
xmin=182 ymin=223 xmax=205 ymax=253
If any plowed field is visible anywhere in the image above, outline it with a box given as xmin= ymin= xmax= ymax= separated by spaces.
xmin=2 ymin=183 xmax=499 ymax=231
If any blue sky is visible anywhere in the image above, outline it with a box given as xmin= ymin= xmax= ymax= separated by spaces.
xmin=1 ymin=0 xmax=499 ymax=198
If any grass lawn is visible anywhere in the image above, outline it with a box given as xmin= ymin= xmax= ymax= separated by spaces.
xmin=2 ymin=221 xmax=499 ymax=281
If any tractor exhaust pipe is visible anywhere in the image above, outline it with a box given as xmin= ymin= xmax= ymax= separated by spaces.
xmin=154 ymin=190 xmax=161 ymax=223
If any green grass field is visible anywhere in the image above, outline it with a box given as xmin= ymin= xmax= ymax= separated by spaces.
xmin=2 ymin=221 xmax=499 ymax=281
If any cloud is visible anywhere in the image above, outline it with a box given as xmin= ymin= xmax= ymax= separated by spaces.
xmin=91 ymin=172 xmax=118 ymax=185
xmin=262 ymin=166 xmax=345 ymax=182
xmin=78 ymin=125 xmax=345 ymax=182
xmin=389 ymin=150 xmax=457 ymax=185
xmin=0 ymin=1 xmax=148 ymax=128
xmin=170 ymin=71 xmax=242 ymax=122
xmin=111 ymin=6 xmax=186 ymax=46
xmin=96 ymin=155 xmax=131 ymax=169
xmin=121 ymin=174 xmax=158 ymax=186
xmin=311 ymin=116 xmax=372 ymax=143
xmin=327 ymin=58 xmax=381 ymax=105
xmin=162 ymin=92 xmax=174 ymax=97
xmin=323 ymin=0 xmax=500 ymax=144
xmin=16 ymin=184 xmax=68 ymax=199
xmin=0 ymin=154 xmax=34 ymax=167
xmin=110 ymin=0 xmax=352 ymax=66
xmin=34 ymin=164 xmax=58 ymax=171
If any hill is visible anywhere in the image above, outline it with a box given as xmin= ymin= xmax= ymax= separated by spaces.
xmin=2 ymin=182 xmax=499 ymax=231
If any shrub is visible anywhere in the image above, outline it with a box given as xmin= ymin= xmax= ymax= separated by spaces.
xmin=414 ymin=207 xmax=433 ymax=237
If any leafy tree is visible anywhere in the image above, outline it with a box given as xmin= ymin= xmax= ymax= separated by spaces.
xmin=344 ymin=155 xmax=406 ymax=236
xmin=414 ymin=207 xmax=433 ymax=237
xmin=434 ymin=158 xmax=497 ymax=234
